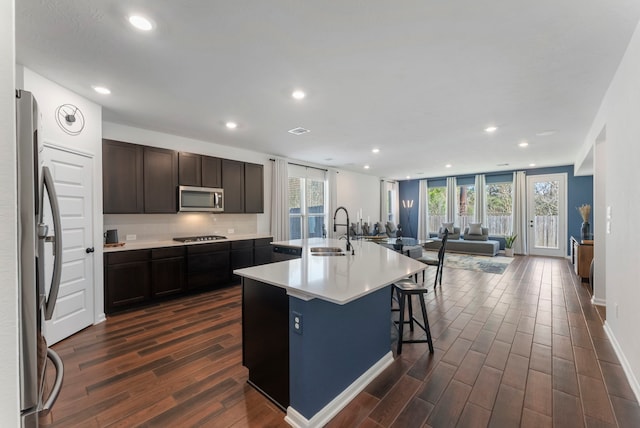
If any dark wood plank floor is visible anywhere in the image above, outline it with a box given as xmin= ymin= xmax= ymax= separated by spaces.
xmin=42 ymin=256 xmax=640 ymax=427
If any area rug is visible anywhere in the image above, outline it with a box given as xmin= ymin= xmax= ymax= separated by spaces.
xmin=422 ymin=251 xmax=514 ymax=274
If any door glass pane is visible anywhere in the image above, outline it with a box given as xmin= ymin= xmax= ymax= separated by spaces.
xmin=533 ymin=180 xmax=559 ymax=248
xmin=289 ymin=216 xmax=302 ymax=240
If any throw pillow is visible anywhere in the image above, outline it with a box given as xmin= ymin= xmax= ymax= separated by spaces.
xmin=468 ymin=223 xmax=483 ymax=235
xmin=441 ymin=222 xmax=454 ymax=233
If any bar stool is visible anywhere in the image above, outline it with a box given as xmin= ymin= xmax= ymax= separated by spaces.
xmin=392 ymin=278 xmax=434 ymax=355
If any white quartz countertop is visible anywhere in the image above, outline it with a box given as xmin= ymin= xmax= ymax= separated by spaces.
xmin=234 ymin=238 xmax=426 ymax=305
xmin=103 ymin=233 xmax=273 ymax=252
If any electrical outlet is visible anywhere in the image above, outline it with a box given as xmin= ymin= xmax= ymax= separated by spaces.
xmin=126 ymin=234 xmax=137 ymax=241
xmin=227 ymin=228 xmax=234 ymax=234
xmin=292 ymin=311 xmax=303 ymax=334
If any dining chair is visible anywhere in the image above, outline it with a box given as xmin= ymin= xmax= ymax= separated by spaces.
xmin=416 ymin=228 xmax=449 ymax=287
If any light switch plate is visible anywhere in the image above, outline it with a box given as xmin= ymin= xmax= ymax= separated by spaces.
xmin=126 ymin=234 xmax=137 ymax=241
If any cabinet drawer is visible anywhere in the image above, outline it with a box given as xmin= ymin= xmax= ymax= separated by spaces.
xmin=187 ymin=241 xmax=230 ymax=254
xmin=254 ymin=237 xmax=272 ymax=247
xmin=152 ymin=246 xmax=185 ymax=259
xmin=106 ymin=250 xmax=151 ymax=265
xmin=232 ymin=239 xmax=253 ymax=250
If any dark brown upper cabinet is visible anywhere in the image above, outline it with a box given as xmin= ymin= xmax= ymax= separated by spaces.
xmin=178 ymin=153 xmax=222 ymax=189
xmin=222 ymin=159 xmax=245 ymax=213
xmin=102 ymin=139 xmax=144 ymax=214
xmin=244 ymin=162 xmax=264 ymax=213
xmin=143 ymin=146 xmax=178 ymax=213
xmin=178 ymin=152 xmax=202 ymax=186
xmin=201 ymin=156 xmax=222 ymax=188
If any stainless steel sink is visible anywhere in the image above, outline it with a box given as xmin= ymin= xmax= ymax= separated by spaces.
xmin=310 ymin=247 xmax=344 ymax=253
xmin=311 ymin=252 xmax=346 ymax=256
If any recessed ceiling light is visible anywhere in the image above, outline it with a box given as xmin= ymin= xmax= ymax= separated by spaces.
xmin=364 ymin=165 xmax=370 ymax=169
xmin=536 ymin=130 xmax=556 ymax=137
xmin=519 ymin=141 xmax=529 ymax=147
xmin=225 ymin=121 xmax=238 ymax=129
xmin=406 ymin=176 xmax=411 ymax=179
xmin=92 ymin=86 xmax=111 ymax=95
xmin=445 ymin=164 xmax=452 ymax=168
xmin=496 ymin=163 xmax=509 ymax=167
xmin=292 ymin=90 xmax=306 ymax=100
xmin=529 ymin=163 xmax=536 ymax=167
xmin=372 ymin=148 xmax=380 ymax=154
xmin=288 ymin=127 xmax=310 ymax=135
xmin=485 ymin=126 xmax=498 ymax=133
xmin=128 ymin=15 xmax=153 ymax=31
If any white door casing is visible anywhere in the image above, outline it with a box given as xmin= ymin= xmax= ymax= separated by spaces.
xmin=526 ymin=173 xmax=567 ymax=257
xmin=41 ymin=145 xmax=94 ymax=345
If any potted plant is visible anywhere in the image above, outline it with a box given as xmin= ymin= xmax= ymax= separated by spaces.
xmin=504 ymin=233 xmax=517 ymax=257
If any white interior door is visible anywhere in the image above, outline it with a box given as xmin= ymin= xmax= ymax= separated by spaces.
xmin=42 ymin=145 xmax=94 ymax=345
xmin=526 ymin=173 xmax=567 ymax=257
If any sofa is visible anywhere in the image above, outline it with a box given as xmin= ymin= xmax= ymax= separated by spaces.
xmin=424 ymin=224 xmax=500 ymax=256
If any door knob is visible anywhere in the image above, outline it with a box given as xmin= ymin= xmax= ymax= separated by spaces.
xmin=86 ymin=247 xmax=95 ymax=253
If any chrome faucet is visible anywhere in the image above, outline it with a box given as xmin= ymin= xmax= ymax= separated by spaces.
xmin=333 ymin=206 xmax=354 ymax=255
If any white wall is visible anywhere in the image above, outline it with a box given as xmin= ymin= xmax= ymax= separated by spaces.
xmin=593 ymin=135 xmax=606 ymax=305
xmin=20 ymin=67 xmax=105 ymax=324
xmin=0 ymin=1 xmax=19 ymax=425
xmin=102 ymin=122 xmax=272 ymax=238
xmin=336 ymin=169 xmax=381 ymax=227
xmin=579 ymin=19 xmax=640 ymax=400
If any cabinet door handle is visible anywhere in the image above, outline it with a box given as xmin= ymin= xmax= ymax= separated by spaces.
xmin=86 ymin=247 xmax=95 ymax=253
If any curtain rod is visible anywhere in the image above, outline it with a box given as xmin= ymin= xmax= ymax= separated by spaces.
xmin=269 ymin=158 xmax=328 ymax=172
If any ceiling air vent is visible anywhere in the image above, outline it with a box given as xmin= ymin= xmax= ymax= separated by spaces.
xmin=288 ymin=127 xmax=310 ymax=135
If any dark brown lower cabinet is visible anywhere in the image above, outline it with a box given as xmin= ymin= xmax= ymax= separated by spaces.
xmin=254 ymin=238 xmax=274 ymax=265
xmin=231 ymin=240 xmax=254 ymax=283
xmin=186 ymin=242 xmax=231 ymax=291
xmin=105 ymin=250 xmax=151 ymax=313
xmin=105 ymin=238 xmax=274 ymax=313
xmin=151 ymin=247 xmax=185 ymax=297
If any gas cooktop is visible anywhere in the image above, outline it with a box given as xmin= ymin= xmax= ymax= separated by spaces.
xmin=172 ymin=235 xmax=227 ymax=243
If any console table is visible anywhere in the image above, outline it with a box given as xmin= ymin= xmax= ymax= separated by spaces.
xmin=570 ymin=237 xmax=593 ymax=282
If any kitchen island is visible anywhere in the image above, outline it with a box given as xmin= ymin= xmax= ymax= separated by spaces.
xmin=234 ymin=238 xmax=426 ymax=428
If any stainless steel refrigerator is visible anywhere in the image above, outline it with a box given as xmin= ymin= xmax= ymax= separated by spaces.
xmin=16 ymin=89 xmax=64 ymax=427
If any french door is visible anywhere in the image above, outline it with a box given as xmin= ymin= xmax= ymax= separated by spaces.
xmin=526 ymin=173 xmax=567 ymax=257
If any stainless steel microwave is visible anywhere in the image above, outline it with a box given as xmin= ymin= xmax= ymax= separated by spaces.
xmin=178 ymin=186 xmax=224 ymax=212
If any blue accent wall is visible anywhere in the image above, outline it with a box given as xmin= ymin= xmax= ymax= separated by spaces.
xmin=398 ymin=165 xmax=593 ymax=254
xmin=289 ymin=286 xmax=391 ymax=419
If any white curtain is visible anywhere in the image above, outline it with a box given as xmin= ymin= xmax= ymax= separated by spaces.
xmin=327 ymin=169 xmax=338 ymax=238
xmin=417 ymin=180 xmax=429 ymax=240
xmin=474 ymin=174 xmax=487 ymax=225
xmin=392 ymin=181 xmax=400 ymax=226
xmin=446 ymin=176 xmax=457 ymax=223
xmin=270 ymin=159 xmax=289 ymax=241
xmin=379 ymin=180 xmax=387 ymax=224
xmin=512 ymin=171 xmax=527 ymax=255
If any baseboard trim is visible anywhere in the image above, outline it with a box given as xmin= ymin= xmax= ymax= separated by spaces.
xmin=591 ymin=296 xmax=606 ymax=306
xmin=603 ymin=321 xmax=640 ymax=404
xmin=284 ymin=351 xmax=394 ymax=428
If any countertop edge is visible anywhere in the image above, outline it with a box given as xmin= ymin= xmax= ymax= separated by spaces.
xmin=103 ymin=233 xmax=273 ymax=252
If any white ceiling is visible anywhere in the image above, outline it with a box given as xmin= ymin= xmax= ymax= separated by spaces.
xmin=16 ymin=0 xmax=640 ymax=180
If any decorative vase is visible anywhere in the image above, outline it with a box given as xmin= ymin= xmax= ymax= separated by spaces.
xmin=581 ymin=221 xmax=590 ymax=241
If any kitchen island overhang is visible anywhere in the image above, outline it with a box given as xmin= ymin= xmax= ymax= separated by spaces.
xmin=235 ymin=238 xmax=426 ymax=427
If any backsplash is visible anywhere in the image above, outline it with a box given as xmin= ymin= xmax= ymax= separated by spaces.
xmin=103 ymin=213 xmax=258 ymax=242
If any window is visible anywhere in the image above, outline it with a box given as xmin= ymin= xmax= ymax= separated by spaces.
xmin=456 ymin=184 xmax=475 ymax=231
xmin=428 ymin=186 xmax=446 ymax=233
xmin=485 ymin=182 xmax=513 ymax=236
xmin=288 ymin=166 xmax=327 ymax=240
